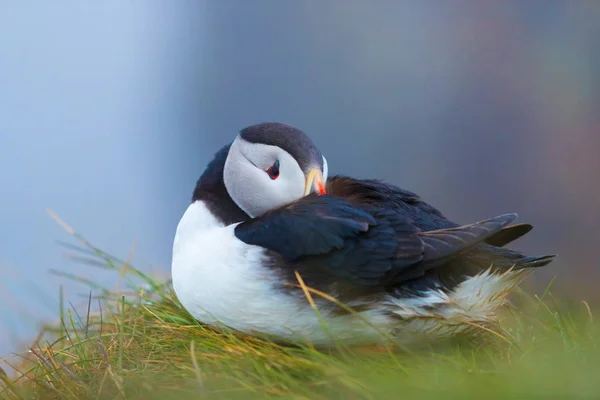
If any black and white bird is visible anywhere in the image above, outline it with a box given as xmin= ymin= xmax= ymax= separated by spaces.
xmin=171 ymin=122 xmax=556 ymax=348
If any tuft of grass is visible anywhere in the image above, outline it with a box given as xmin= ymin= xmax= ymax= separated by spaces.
xmin=2 ymin=214 xmax=600 ymax=399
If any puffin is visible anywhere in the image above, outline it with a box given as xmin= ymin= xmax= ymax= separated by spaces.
xmin=171 ymin=122 xmax=556 ymax=348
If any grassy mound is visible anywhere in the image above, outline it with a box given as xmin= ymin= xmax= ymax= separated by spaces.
xmin=2 ymin=220 xmax=599 ymax=399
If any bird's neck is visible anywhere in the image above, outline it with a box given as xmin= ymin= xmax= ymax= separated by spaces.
xmin=192 ymin=144 xmax=250 ymax=226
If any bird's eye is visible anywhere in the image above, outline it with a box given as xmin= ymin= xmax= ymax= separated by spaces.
xmin=266 ymin=160 xmax=280 ymax=180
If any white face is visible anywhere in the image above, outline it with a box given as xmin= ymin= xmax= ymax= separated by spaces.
xmin=223 ymin=136 xmax=327 ymax=218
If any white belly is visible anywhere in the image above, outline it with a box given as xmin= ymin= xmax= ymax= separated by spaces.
xmin=171 ymin=201 xmax=392 ymax=346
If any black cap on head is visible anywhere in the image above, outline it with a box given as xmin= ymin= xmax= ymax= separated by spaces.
xmin=240 ymin=122 xmax=324 ymax=172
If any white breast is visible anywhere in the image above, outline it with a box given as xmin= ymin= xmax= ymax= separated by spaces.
xmin=171 ymin=201 xmax=391 ymax=346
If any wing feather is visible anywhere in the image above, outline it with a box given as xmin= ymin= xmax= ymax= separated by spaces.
xmin=234 ymin=178 xmax=519 ymax=287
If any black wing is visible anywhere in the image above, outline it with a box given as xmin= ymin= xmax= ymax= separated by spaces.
xmin=235 ymin=194 xmax=376 ymax=260
xmin=234 ymin=193 xmax=517 ymax=287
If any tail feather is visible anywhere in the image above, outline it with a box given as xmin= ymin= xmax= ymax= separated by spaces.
xmin=513 ymin=254 xmax=557 ymax=269
xmin=484 ymin=223 xmax=533 ymax=247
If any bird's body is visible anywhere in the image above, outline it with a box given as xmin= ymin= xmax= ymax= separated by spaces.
xmin=172 ymin=123 xmax=556 ymax=348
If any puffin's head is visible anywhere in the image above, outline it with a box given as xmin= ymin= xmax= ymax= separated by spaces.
xmin=223 ymin=122 xmax=328 ymax=218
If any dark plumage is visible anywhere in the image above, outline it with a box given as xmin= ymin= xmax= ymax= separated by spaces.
xmin=192 ymin=144 xmax=247 ymax=225
xmin=235 ymin=176 xmax=555 ymax=303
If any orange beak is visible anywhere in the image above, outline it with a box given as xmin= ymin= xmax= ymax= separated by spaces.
xmin=304 ymin=168 xmax=326 ymax=196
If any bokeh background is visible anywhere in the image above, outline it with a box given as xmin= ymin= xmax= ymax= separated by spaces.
xmin=1 ymin=1 xmax=599 ymax=360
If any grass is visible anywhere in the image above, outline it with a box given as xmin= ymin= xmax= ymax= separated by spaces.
xmin=2 ymin=216 xmax=600 ymax=399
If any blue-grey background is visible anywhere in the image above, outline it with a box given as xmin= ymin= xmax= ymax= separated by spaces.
xmin=1 ymin=1 xmax=599 ymax=361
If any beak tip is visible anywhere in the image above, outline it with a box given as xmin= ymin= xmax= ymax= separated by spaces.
xmin=317 ymin=182 xmax=326 ymax=195
xmin=305 ymin=168 xmax=326 ymax=196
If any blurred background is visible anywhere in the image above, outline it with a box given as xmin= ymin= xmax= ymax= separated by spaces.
xmin=1 ymin=1 xmax=599 ymax=359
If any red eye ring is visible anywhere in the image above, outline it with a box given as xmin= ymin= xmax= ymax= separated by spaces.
xmin=266 ymin=160 xmax=280 ymax=180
